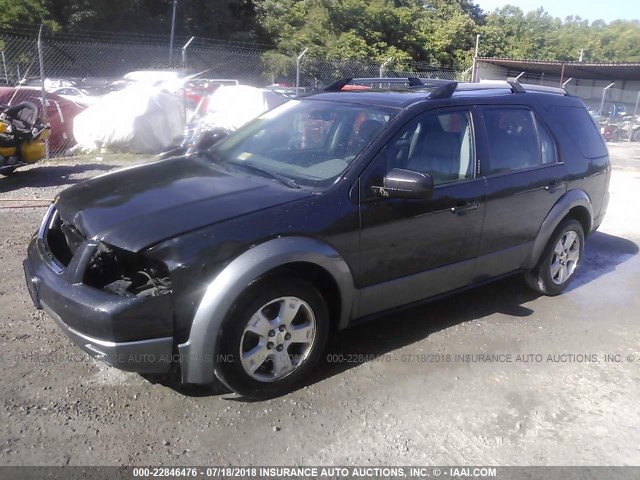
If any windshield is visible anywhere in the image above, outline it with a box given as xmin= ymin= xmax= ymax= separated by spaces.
xmin=209 ymin=99 xmax=397 ymax=188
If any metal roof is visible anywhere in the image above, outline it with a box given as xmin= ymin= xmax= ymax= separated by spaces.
xmin=477 ymin=57 xmax=640 ymax=81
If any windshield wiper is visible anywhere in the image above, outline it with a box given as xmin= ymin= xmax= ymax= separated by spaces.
xmin=232 ymin=162 xmax=301 ymax=189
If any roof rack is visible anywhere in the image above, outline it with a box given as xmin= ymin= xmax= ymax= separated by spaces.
xmin=321 ymin=77 xmax=568 ymax=97
xmin=323 ymin=77 xmax=425 ymax=91
xmin=429 ymin=80 xmax=567 ymax=99
xmin=518 ymin=83 xmax=568 ymax=95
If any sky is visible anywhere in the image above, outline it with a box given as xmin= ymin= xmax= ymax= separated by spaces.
xmin=475 ymin=0 xmax=640 ymax=23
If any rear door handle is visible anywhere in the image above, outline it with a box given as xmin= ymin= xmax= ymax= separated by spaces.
xmin=450 ymin=202 xmax=479 ymax=215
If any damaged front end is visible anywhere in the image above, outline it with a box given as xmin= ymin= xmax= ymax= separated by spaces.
xmin=24 ymin=204 xmax=176 ymax=373
xmin=84 ymin=242 xmax=172 ymax=299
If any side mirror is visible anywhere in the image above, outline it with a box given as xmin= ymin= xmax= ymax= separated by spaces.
xmin=196 ymin=128 xmax=229 ymax=151
xmin=379 ymin=168 xmax=433 ymax=200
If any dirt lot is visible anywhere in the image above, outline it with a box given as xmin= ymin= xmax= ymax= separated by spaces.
xmin=1 ymin=146 xmax=639 ymax=467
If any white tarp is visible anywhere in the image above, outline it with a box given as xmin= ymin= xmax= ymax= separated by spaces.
xmin=196 ymin=85 xmax=286 ymax=132
xmin=72 ymin=83 xmax=185 ymax=153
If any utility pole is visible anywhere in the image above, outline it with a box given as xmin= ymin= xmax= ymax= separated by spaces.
xmin=296 ymin=48 xmax=308 ymax=96
xmin=1 ymin=51 xmax=8 ymax=84
xmin=169 ymin=0 xmax=178 ymax=63
xmin=182 ymin=36 xmax=195 ymax=65
xmin=37 ymin=24 xmax=49 ymax=158
xmin=471 ymin=34 xmax=480 ymax=82
xmin=379 ymin=57 xmax=393 ymax=78
xmin=600 ymin=82 xmax=615 ymax=116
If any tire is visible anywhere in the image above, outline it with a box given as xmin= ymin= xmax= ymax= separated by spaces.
xmin=612 ymin=129 xmax=621 ymax=142
xmin=214 ymin=277 xmax=329 ymax=399
xmin=525 ymin=218 xmax=585 ymax=296
xmin=632 ymin=129 xmax=640 ymax=142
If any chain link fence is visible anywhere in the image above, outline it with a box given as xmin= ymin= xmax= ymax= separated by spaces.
xmin=0 ymin=30 xmax=460 ymax=157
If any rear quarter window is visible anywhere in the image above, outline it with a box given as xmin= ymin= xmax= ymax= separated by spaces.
xmin=547 ymin=105 xmax=608 ymax=159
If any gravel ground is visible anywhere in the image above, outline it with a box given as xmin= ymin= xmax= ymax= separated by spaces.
xmin=0 ymin=146 xmax=639 ymax=466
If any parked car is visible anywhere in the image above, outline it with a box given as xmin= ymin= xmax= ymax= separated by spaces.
xmin=265 ymin=83 xmax=307 ymax=96
xmin=181 ymin=78 xmax=239 ymax=112
xmin=50 ymin=87 xmax=99 ymax=106
xmin=24 ymin=78 xmax=610 ymax=399
xmin=0 ymin=87 xmax=85 ymax=153
xmin=600 ymin=118 xmax=640 ymax=142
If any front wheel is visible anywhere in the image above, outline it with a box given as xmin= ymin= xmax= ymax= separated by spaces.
xmin=214 ymin=277 xmax=329 ymax=399
xmin=525 ymin=219 xmax=585 ymax=296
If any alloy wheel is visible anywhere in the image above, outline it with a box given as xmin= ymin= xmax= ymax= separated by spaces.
xmin=239 ymin=296 xmax=316 ymax=382
xmin=550 ymin=230 xmax=580 ymax=285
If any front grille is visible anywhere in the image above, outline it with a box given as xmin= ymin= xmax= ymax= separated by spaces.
xmin=41 ymin=206 xmax=85 ymax=267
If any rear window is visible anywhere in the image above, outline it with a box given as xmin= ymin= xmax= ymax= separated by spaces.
xmin=483 ymin=108 xmax=541 ymax=174
xmin=547 ymin=106 xmax=607 ymax=159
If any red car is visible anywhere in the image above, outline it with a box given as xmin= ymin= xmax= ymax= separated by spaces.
xmin=0 ymin=87 xmax=85 ymax=153
xmin=179 ymin=79 xmax=239 ymax=113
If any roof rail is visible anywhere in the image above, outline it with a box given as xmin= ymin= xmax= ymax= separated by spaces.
xmin=518 ymin=83 xmax=568 ymax=95
xmin=323 ymin=77 xmax=424 ymax=91
xmin=428 ymin=80 xmax=566 ymax=99
xmin=429 ymin=81 xmax=458 ymax=99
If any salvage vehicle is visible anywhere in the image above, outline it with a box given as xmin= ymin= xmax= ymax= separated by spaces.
xmin=0 ymin=102 xmax=50 ymax=175
xmin=50 ymin=87 xmax=99 ymax=107
xmin=600 ymin=118 xmax=640 ymax=142
xmin=24 ymin=78 xmax=610 ymax=398
xmin=0 ymin=87 xmax=85 ymax=154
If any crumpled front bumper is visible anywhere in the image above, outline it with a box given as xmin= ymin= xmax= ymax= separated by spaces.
xmin=23 ymin=205 xmax=174 ymax=374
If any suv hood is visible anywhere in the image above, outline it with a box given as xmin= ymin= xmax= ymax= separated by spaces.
xmin=55 ymin=156 xmax=312 ymax=251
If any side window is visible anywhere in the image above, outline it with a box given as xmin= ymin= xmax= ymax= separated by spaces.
xmin=483 ymin=108 xmax=541 ymax=174
xmin=537 ymin=119 xmax=557 ymax=164
xmin=391 ymin=110 xmax=475 ymax=185
xmin=547 ymin=106 xmax=607 ymax=159
xmin=344 ymin=112 xmax=390 ymax=156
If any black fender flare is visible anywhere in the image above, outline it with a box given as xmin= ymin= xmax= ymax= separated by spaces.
xmin=524 ymin=189 xmax=593 ymax=269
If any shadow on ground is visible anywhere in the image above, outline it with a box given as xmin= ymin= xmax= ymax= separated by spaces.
xmin=150 ymin=233 xmax=639 ymax=400
xmin=568 ymin=231 xmax=639 ymax=292
xmin=0 ymin=164 xmax=114 ymax=193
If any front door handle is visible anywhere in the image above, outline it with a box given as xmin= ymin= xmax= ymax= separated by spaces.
xmin=450 ymin=202 xmax=479 ymax=215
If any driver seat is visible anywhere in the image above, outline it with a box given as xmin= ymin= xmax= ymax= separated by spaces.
xmin=5 ymin=102 xmax=39 ymax=135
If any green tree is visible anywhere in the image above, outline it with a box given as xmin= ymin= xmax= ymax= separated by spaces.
xmin=599 ymin=20 xmax=640 ymax=62
xmin=0 ymin=0 xmax=59 ymax=30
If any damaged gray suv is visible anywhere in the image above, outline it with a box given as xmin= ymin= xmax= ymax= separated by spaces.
xmin=24 ymin=78 xmax=610 ymax=398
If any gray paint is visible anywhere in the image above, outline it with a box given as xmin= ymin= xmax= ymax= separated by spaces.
xmin=178 ymin=236 xmax=355 ymax=384
xmin=42 ymin=300 xmax=173 ymax=374
xmin=356 ymin=259 xmax=473 ymax=318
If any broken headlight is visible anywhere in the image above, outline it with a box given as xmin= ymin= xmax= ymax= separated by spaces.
xmin=83 ymin=243 xmax=171 ymax=297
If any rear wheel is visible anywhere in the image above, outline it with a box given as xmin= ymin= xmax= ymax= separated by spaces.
xmin=525 ymin=219 xmax=584 ymax=296
xmin=214 ymin=277 xmax=329 ymax=399
xmin=632 ymin=129 xmax=640 ymax=142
